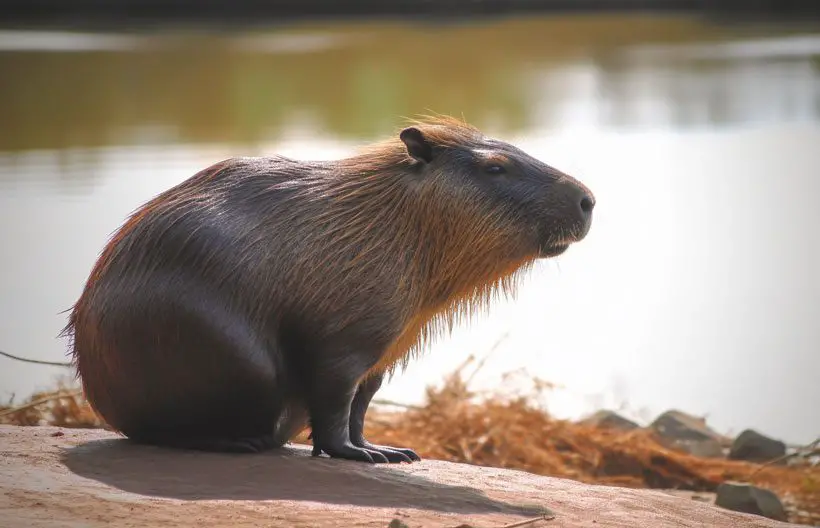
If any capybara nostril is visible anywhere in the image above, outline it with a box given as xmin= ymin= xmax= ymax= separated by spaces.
xmin=580 ymin=195 xmax=595 ymax=215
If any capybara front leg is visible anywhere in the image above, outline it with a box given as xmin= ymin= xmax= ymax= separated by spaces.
xmin=349 ymin=372 xmax=421 ymax=463
xmin=307 ymin=366 xmax=391 ymax=464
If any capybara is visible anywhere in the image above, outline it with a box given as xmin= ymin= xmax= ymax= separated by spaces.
xmin=63 ymin=116 xmax=595 ymax=463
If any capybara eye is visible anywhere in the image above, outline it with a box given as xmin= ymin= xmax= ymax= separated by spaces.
xmin=485 ymin=164 xmax=506 ymax=175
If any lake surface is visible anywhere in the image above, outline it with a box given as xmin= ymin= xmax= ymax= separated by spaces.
xmin=1 ymin=14 xmax=819 ymax=444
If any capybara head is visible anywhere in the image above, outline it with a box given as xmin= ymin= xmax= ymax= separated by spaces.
xmin=394 ymin=118 xmax=595 ymax=259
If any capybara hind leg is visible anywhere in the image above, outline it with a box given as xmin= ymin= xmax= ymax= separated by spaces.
xmin=349 ymin=372 xmax=421 ymax=463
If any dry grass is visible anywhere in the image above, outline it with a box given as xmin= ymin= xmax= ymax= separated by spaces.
xmin=357 ymin=366 xmax=820 ymax=526
xmin=0 ymin=384 xmax=104 ymax=429
xmin=2 ymin=362 xmax=818 ymax=526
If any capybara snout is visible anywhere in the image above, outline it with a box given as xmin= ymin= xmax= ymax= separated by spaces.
xmin=552 ymin=172 xmax=596 ymax=243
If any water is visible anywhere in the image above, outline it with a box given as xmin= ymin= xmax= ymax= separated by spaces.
xmin=1 ymin=14 xmax=819 ymax=445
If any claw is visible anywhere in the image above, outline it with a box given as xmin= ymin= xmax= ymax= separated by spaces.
xmin=356 ymin=440 xmax=422 ymax=463
xmin=361 ymin=448 xmax=390 ymax=463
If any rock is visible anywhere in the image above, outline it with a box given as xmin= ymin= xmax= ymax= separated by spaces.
xmin=715 ymin=482 xmax=788 ymax=522
xmin=0 ymin=425 xmax=797 ymax=528
xmin=650 ymin=410 xmax=727 ymax=458
xmin=579 ymin=410 xmax=640 ymax=431
xmin=650 ymin=410 xmax=723 ymax=442
xmin=673 ymin=438 xmax=726 ymax=459
xmin=729 ymin=429 xmax=787 ymax=463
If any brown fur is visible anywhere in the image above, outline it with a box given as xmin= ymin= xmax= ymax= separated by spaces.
xmin=61 ymin=115 xmax=594 ymax=462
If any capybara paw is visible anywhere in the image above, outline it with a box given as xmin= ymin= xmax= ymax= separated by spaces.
xmin=311 ymin=440 xmax=390 ymax=463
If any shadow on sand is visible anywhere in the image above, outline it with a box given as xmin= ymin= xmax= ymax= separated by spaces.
xmin=61 ymin=438 xmax=551 ymax=516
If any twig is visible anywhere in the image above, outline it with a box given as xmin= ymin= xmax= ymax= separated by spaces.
xmin=450 ymin=515 xmax=555 ymax=528
xmin=0 ymin=349 xmax=72 ymax=368
xmin=365 ymin=417 xmax=395 ymax=427
xmin=0 ymin=389 xmax=83 ymax=418
xmin=748 ymin=436 xmax=820 ymax=477
xmin=453 ymin=354 xmax=477 ymax=377
xmin=495 ymin=515 xmax=556 ymax=528
xmin=371 ymin=399 xmax=423 ymax=410
xmin=465 ymin=331 xmax=509 ymax=386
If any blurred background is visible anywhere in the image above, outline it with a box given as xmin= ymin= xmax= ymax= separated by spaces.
xmin=1 ymin=2 xmax=819 ymax=447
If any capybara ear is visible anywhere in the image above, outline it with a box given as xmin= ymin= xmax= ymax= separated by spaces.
xmin=399 ymin=127 xmax=434 ymax=164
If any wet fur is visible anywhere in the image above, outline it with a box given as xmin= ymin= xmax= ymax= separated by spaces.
xmin=61 ymin=116 xmax=593 ymax=461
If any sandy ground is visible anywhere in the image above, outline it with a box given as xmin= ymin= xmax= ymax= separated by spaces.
xmin=0 ymin=425 xmax=800 ymax=528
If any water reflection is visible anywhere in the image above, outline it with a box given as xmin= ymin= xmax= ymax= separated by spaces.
xmin=597 ymin=35 xmax=820 ymax=129
xmin=0 ymin=16 xmax=818 ymax=159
